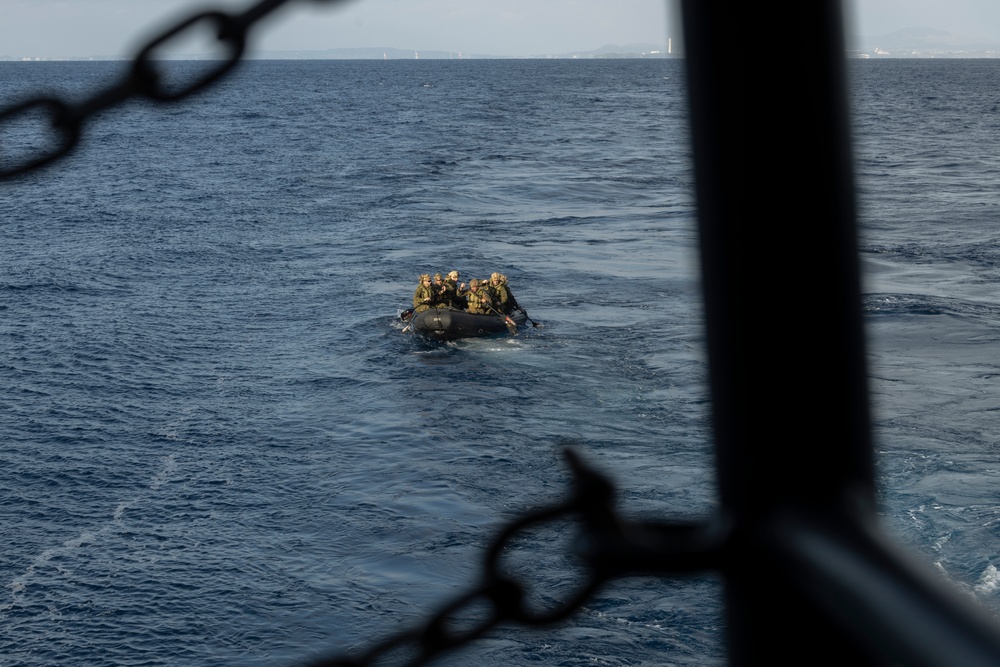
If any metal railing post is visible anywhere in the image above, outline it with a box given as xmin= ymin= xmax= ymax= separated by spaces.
xmin=680 ymin=2 xmax=1000 ymax=665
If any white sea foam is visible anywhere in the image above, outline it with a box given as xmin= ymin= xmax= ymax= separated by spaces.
xmin=974 ymin=563 xmax=1000 ymax=596
xmin=1 ymin=454 xmax=180 ymax=612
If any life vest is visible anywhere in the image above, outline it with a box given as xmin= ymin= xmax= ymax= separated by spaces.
xmin=466 ymin=289 xmax=490 ymax=314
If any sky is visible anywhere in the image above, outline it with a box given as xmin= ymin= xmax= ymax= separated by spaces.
xmin=3 ymin=0 xmax=1000 ymax=60
xmin=844 ymin=0 xmax=1000 ymax=42
xmin=0 ymin=0 xmax=673 ymax=59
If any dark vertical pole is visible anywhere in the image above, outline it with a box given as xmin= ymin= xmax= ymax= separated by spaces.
xmin=679 ymin=1 xmax=877 ymax=663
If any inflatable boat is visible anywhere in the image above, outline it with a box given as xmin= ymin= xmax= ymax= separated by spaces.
xmin=407 ymin=307 xmax=528 ymax=341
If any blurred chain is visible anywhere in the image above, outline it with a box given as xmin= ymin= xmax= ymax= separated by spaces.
xmin=0 ymin=0 xmax=345 ymax=179
xmin=303 ymin=449 xmax=730 ymax=667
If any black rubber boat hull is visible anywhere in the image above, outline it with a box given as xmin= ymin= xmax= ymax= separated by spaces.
xmin=411 ymin=308 xmax=527 ymax=341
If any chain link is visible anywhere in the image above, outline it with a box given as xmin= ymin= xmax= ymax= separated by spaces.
xmin=303 ymin=449 xmax=729 ymax=667
xmin=0 ymin=0 xmax=345 ymax=179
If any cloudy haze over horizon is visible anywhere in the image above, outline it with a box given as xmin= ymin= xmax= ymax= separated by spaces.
xmin=2 ymin=0 xmax=1000 ymax=59
xmin=0 ymin=0 xmax=672 ymax=60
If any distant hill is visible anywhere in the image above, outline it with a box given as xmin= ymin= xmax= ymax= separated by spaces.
xmin=247 ymin=43 xmax=669 ymax=60
xmin=848 ymin=27 xmax=1000 ymax=56
xmin=1 ymin=43 xmax=671 ymax=62
xmin=249 ymin=47 xmax=466 ymax=60
xmin=573 ymin=43 xmax=669 ymax=58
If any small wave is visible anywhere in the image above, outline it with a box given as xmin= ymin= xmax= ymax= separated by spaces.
xmin=865 ymin=293 xmax=949 ymax=316
xmin=2 ymin=281 xmax=79 ymax=293
xmin=975 ymin=563 xmax=1000 ymax=596
xmin=864 ymin=293 xmax=1000 ymax=321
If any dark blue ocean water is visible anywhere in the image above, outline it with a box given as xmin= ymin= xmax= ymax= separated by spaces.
xmin=853 ymin=59 xmax=1000 ymax=608
xmin=2 ymin=59 xmax=713 ymax=666
xmin=2 ymin=56 xmax=1000 ymax=666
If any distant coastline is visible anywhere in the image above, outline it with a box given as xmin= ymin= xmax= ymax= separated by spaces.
xmin=0 ymin=43 xmax=672 ymax=63
xmin=9 ymin=28 xmax=1000 ymax=62
xmin=847 ymin=26 xmax=1000 ymax=58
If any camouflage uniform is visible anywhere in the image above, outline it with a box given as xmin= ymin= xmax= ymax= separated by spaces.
xmin=430 ymin=273 xmax=451 ymax=308
xmin=499 ymin=274 xmax=520 ymax=313
xmin=465 ymin=279 xmax=492 ymax=315
xmin=488 ymin=272 xmax=511 ymax=313
xmin=446 ymin=270 xmax=467 ymax=310
xmin=413 ymin=274 xmax=434 ymax=313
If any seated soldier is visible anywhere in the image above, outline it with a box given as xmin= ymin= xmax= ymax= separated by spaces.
xmin=446 ymin=270 xmax=467 ymax=309
xmin=465 ymin=278 xmax=492 ymax=315
xmin=412 ymin=274 xmax=434 ymax=313
xmin=431 ymin=273 xmax=452 ymax=308
xmin=500 ymin=274 xmax=521 ymax=314
xmin=488 ymin=272 xmax=511 ymax=313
